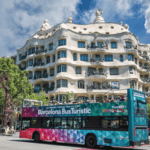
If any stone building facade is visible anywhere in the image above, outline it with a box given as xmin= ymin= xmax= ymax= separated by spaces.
xmin=16 ymin=10 xmax=150 ymax=103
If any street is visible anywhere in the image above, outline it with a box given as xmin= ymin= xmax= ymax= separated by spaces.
xmin=0 ymin=132 xmax=150 ymax=150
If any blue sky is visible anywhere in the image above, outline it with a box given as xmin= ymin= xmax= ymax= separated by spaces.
xmin=0 ymin=0 xmax=150 ymax=57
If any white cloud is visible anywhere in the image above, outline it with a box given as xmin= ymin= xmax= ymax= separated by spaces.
xmin=0 ymin=0 xmax=81 ymax=57
xmin=78 ymin=0 xmax=150 ymax=33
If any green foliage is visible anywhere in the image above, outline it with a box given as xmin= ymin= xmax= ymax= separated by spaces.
xmin=0 ymin=57 xmax=33 ymax=107
xmin=147 ymin=103 xmax=150 ymax=119
xmin=62 ymin=91 xmax=77 ymax=103
xmin=25 ymin=89 xmax=49 ymax=105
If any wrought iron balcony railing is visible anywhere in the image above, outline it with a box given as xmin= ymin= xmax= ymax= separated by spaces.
xmin=19 ymin=66 xmax=26 ymax=71
xmin=34 ymin=73 xmax=48 ymax=79
xmin=27 ymin=76 xmax=32 ymax=79
xmin=141 ymin=78 xmax=150 ymax=83
xmin=144 ymin=92 xmax=150 ymax=97
xmin=141 ymin=54 xmax=150 ymax=61
xmin=124 ymin=45 xmax=137 ymax=50
xmin=19 ymin=55 xmax=27 ymax=61
xmin=35 ymin=49 xmax=47 ymax=54
xmin=34 ymin=62 xmax=45 ymax=67
xmin=87 ymin=71 xmax=105 ymax=76
xmin=87 ymin=43 xmax=108 ymax=49
xmin=87 ymin=84 xmax=118 ymax=90
xmin=90 ymin=58 xmax=104 ymax=62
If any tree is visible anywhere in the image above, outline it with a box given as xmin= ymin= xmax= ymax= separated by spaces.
xmin=0 ymin=57 xmax=33 ymax=127
xmin=62 ymin=91 xmax=77 ymax=103
xmin=24 ymin=89 xmax=49 ymax=106
xmin=147 ymin=103 xmax=150 ymax=119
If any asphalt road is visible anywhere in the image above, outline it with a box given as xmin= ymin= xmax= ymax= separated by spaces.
xmin=0 ymin=132 xmax=150 ymax=150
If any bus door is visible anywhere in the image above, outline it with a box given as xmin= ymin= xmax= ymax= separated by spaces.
xmin=128 ymin=89 xmax=149 ymax=146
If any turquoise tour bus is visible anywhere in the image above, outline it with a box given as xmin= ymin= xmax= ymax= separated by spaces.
xmin=20 ymin=89 xmax=149 ymax=148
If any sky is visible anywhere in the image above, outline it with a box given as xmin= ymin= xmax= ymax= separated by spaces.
xmin=0 ymin=0 xmax=150 ymax=57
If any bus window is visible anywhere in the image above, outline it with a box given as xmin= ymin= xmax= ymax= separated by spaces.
xmin=61 ymin=118 xmax=67 ymax=129
xmin=73 ymin=117 xmax=81 ymax=129
xmin=68 ymin=117 xmax=73 ymax=129
xmin=31 ymin=118 xmax=41 ymax=128
xmin=54 ymin=118 xmax=61 ymax=129
xmin=22 ymin=120 xmax=30 ymax=130
xmin=42 ymin=118 xmax=53 ymax=128
xmin=82 ymin=117 xmax=99 ymax=129
xmin=120 ymin=117 xmax=128 ymax=129
xmin=101 ymin=117 xmax=119 ymax=129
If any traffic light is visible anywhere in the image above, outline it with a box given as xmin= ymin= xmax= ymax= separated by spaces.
xmin=15 ymin=112 xmax=19 ymax=118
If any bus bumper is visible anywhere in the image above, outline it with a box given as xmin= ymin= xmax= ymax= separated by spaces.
xmin=130 ymin=140 xmax=149 ymax=146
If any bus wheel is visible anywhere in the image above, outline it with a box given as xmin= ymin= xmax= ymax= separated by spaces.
xmin=33 ymin=132 xmax=40 ymax=143
xmin=85 ymin=135 xmax=97 ymax=148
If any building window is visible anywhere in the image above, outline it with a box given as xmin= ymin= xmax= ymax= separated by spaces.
xmin=53 ymin=55 xmax=55 ymax=62
xmin=57 ymin=79 xmax=68 ymax=88
xmin=78 ymin=41 xmax=85 ymax=48
xmin=27 ymin=72 xmax=32 ymax=79
xmin=111 ymin=42 xmax=117 ymax=49
xmin=49 ymin=43 xmax=53 ymax=50
xmin=125 ymin=42 xmax=132 ymax=49
xmin=110 ymin=68 xmax=119 ymax=75
xmin=80 ymin=54 xmax=88 ymax=62
xmin=57 ymin=50 xmax=66 ymax=59
xmin=128 ymin=54 xmax=134 ymax=61
xmin=73 ymin=53 xmax=77 ymax=61
xmin=97 ymin=42 xmax=103 ymax=48
xmin=58 ymin=39 xmax=66 ymax=46
xmin=135 ymin=57 xmax=137 ymax=64
xmin=76 ymin=67 xmax=81 ymax=74
xmin=91 ymin=42 xmax=95 ymax=48
xmin=34 ymin=84 xmax=41 ymax=93
xmin=28 ymin=48 xmax=35 ymax=55
xmin=50 ymin=68 xmax=54 ymax=76
xmin=46 ymin=56 xmax=50 ymax=64
xmin=120 ymin=55 xmax=123 ymax=62
xmin=130 ymin=80 xmax=136 ymax=89
xmin=111 ymin=81 xmax=119 ymax=89
xmin=129 ymin=66 xmax=135 ymax=74
xmin=78 ymin=80 xmax=85 ymax=89
xmin=57 ymin=79 xmax=61 ymax=88
xmin=28 ymin=59 xmax=33 ymax=66
xmin=62 ymin=79 xmax=67 ymax=87
xmin=105 ymin=55 xmax=113 ymax=61
xmin=139 ymin=62 xmax=142 ymax=67
xmin=57 ymin=64 xmax=66 ymax=73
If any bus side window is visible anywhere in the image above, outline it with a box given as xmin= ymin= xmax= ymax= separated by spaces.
xmin=101 ymin=117 xmax=119 ymax=129
xmin=31 ymin=117 xmax=41 ymax=128
xmin=61 ymin=118 xmax=67 ymax=129
xmin=54 ymin=118 xmax=61 ymax=129
xmin=68 ymin=117 xmax=73 ymax=129
xmin=49 ymin=118 xmax=53 ymax=129
xmin=120 ymin=117 xmax=128 ymax=128
xmin=22 ymin=119 xmax=31 ymax=130
xmin=73 ymin=117 xmax=81 ymax=129
xmin=42 ymin=118 xmax=53 ymax=128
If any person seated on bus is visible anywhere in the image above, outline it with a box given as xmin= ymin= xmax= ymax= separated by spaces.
xmin=120 ymin=96 xmax=125 ymax=102
xmin=105 ymin=98 xmax=110 ymax=103
xmin=116 ymin=97 xmax=120 ymax=102
xmin=110 ymin=99 xmax=116 ymax=103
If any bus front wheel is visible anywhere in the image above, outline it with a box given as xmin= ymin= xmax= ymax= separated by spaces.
xmin=33 ymin=132 xmax=40 ymax=143
xmin=85 ymin=135 xmax=97 ymax=148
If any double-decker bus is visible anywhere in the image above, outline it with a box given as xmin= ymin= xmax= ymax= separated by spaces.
xmin=20 ymin=89 xmax=149 ymax=148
